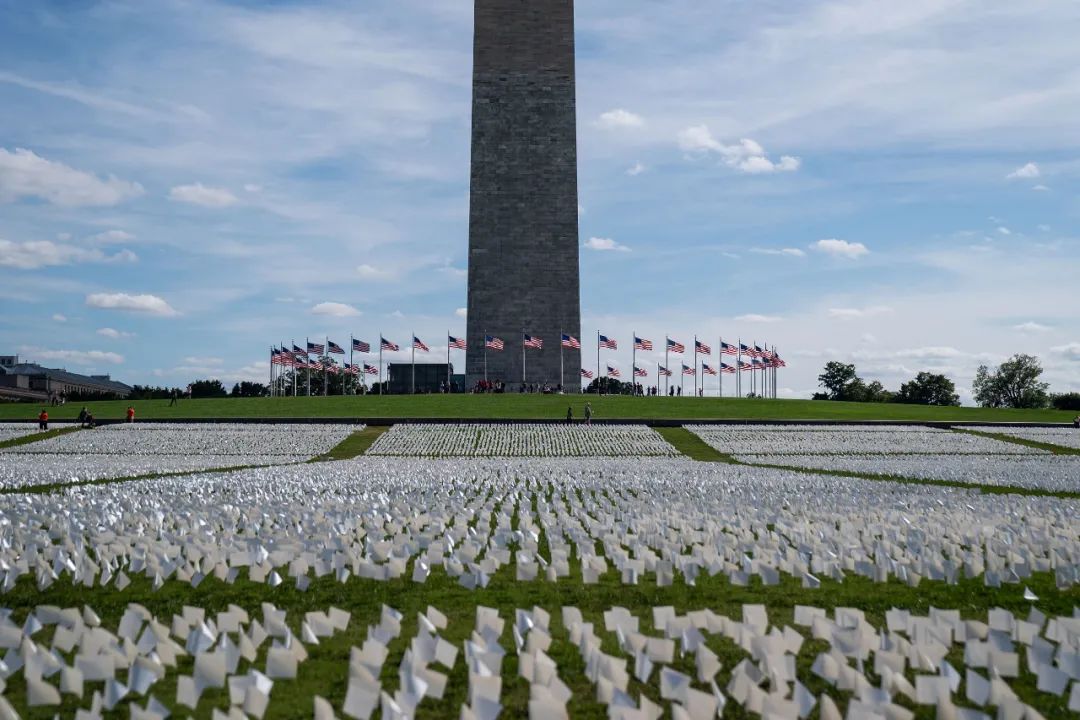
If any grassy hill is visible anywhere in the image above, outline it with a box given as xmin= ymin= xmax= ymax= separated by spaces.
xmin=1 ymin=394 xmax=1072 ymax=423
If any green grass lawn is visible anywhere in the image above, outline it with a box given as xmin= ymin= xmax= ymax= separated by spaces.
xmin=1 ymin=394 xmax=1072 ymax=423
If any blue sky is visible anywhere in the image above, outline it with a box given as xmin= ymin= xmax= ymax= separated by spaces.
xmin=1 ymin=0 xmax=1078 ymax=401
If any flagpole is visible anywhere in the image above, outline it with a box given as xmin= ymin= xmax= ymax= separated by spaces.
xmin=521 ymin=329 xmax=526 ymax=386
xmin=718 ymin=337 xmax=723 ymax=399
xmin=596 ymin=331 xmax=601 ymax=396
xmin=447 ymin=331 xmax=451 ymax=393
xmin=664 ymin=337 xmax=669 ymax=397
xmin=379 ymin=334 xmax=383 ymax=395
xmin=632 ymin=331 xmax=636 ymax=397
xmin=411 ymin=331 xmax=416 ymax=395
xmin=737 ymin=338 xmax=741 ymax=398
xmin=560 ymin=328 xmax=564 ymax=393
xmin=693 ymin=336 xmax=698 ymax=398
xmin=484 ymin=329 xmax=488 ymax=385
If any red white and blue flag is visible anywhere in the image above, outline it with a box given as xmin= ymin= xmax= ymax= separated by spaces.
xmin=580 ymin=369 xmax=594 ymax=378
xmin=271 ymin=349 xmax=282 ymax=365
xmin=562 ymin=334 xmax=580 ymax=349
xmin=667 ymin=338 xmax=685 ymax=353
xmin=485 ymin=335 xmax=505 ymax=351
xmin=658 ymin=365 xmax=673 ymax=376
xmin=739 ymin=361 xmax=753 ymax=371
xmin=343 ymin=363 xmax=359 ymax=375
xmin=634 ymin=366 xmax=649 ymax=378
xmin=308 ymin=360 xmax=324 ymax=371
xmin=599 ymin=334 xmax=618 ymax=350
xmin=754 ymin=344 xmax=766 ymax=357
xmin=307 ymin=341 xmax=324 ymax=355
xmin=702 ymin=363 xmax=718 ymax=376
xmin=363 ymin=364 xmax=379 ymax=375
xmin=634 ymin=336 xmax=653 ymax=351
xmin=448 ymin=335 xmax=467 ymax=350
xmin=740 ymin=343 xmax=753 ymax=356
xmin=292 ymin=343 xmax=306 ymax=354
xmin=695 ymin=340 xmax=712 ymax=355
xmin=682 ymin=364 xmax=695 ymax=375
xmin=721 ymin=341 xmax=738 ymax=356
xmin=352 ymin=338 xmax=370 ymax=353
xmin=328 ymin=340 xmax=345 ymax=355
xmin=523 ymin=334 xmax=543 ymax=349
xmin=606 ymin=366 xmax=621 ymax=378
xmin=413 ymin=336 xmax=430 ymax=352
xmin=381 ymin=337 xmax=400 ymax=352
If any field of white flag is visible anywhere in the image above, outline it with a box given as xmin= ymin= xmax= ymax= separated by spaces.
xmin=0 ymin=421 xmax=1077 ymax=718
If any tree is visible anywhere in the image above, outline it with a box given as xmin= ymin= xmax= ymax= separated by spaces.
xmin=188 ymin=379 xmax=228 ymax=399
xmin=1051 ymin=392 xmax=1080 ymax=411
xmin=231 ymin=382 xmax=269 ymax=398
xmin=895 ymin=372 xmax=960 ymax=406
xmin=817 ymin=362 xmax=858 ymax=400
xmin=585 ymin=377 xmax=634 ymax=395
xmin=973 ymin=354 xmax=1049 ymax=409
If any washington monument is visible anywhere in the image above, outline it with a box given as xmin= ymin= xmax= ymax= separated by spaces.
xmin=465 ymin=0 xmax=581 ymax=390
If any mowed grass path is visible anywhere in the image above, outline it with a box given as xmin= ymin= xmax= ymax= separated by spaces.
xmin=0 ymin=395 xmax=1072 ymax=423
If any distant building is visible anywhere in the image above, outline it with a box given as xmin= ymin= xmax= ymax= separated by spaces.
xmin=0 ymin=355 xmax=132 ymax=401
xmin=386 ymin=363 xmax=457 ymax=394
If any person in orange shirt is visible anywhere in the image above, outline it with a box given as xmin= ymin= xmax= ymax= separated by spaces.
xmin=38 ymin=409 xmax=48 ymax=431
xmin=126 ymin=406 xmax=135 ymax=424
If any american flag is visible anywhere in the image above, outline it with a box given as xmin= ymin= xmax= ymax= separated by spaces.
xmin=413 ymin=336 xmax=430 ymax=352
xmin=667 ymin=338 xmax=685 ymax=353
xmin=720 ymin=341 xmax=738 ymax=356
xmin=448 ymin=335 xmax=467 ymax=350
xmin=325 ymin=362 xmax=339 ymax=375
xmin=270 ymin=349 xmax=281 ymax=365
xmin=363 ymin=364 xmax=379 ymax=375
xmin=739 ymin=361 xmax=753 ymax=371
xmin=634 ymin=336 xmax=653 ymax=351
xmin=682 ymin=364 xmax=695 ymax=375
xmin=702 ymin=364 xmax=718 ymax=376
xmin=633 ymin=366 xmax=649 ymax=378
xmin=561 ymin=334 xmax=581 ymax=349
xmin=773 ymin=355 xmax=787 ymax=368
xmin=381 ymin=337 xmax=399 ymax=352
xmin=352 ymin=338 xmax=370 ymax=353
xmin=344 ymin=363 xmax=360 ymax=375
xmin=278 ymin=349 xmax=294 ymax=367
xmin=523 ymin=334 xmax=543 ymax=349
xmin=752 ymin=356 xmax=764 ymax=366
xmin=293 ymin=352 xmax=306 ymax=365
xmin=606 ymin=365 xmax=621 ymax=378
xmin=580 ymin=368 xmax=594 ymax=378
xmin=720 ymin=363 xmax=736 ymax=374
xmin=308 ymin=360 xmax=324 ymax=371
xmin=754 ymin=344 xmax=766 ymax=357
xmin=739 ymin=343 xmax=753 ymax=357
xmin=485 ymin=335 xmax=505 ymax=351
xmin=599 ymin=334 xmax=618 ymax=350
xmin=292 ymin=343 xmax=306 ymax=354
xmin=695 ymin=340 xmax=712 ymax=355
xmin=658 ymin=365 xmax=673 ymax=377
xmin=307 ymin=341 xmax=324 ymax=355
xmin=327 ymin=340 xmax=345 ymax=355
xmin=294 ymin=358 xmax=308 ymax=370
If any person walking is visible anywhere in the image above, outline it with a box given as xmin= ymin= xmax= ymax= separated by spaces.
xmin=1074 ymin=415 xmax=1080 ymax=429
xmin=38 ymin=408 xmax=48 ymax=431
xmin=584 ymin=402 xmax=593 ymax=426
xmin=169 ymin=389 xmax=179 ymax=407
xmin=126 ymin=406 xmax=136 ymax=424
xmin=566 ymin=406 xmax=574 ymax=423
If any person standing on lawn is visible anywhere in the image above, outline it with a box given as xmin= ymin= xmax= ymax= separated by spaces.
xmin=126 ymin=406 xmax=136 ymax=424
xmin=38 ymin=408 xmax=48 ymax=431
xmin=584 ymin=402 xmax=593 ymax=426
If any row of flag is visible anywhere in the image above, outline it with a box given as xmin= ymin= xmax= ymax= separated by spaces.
xmin=582 ymin=359 xmax=778 ymax=379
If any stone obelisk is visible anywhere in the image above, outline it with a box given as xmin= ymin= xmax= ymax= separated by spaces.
xmin=465 ymin=0 xmax=581 ymax=391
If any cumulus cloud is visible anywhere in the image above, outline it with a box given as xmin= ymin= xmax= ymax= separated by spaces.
xmin=1007 ymin=162 xmax=1040 ymax=179
xmin=52 ymin=314 xmax=66 ymax=323
xmin=1050 ymin=342 xmax=1080 ymax=361
xmin=596 ymin=109 xmax=644 ymax=129
xmin=311 ymin=301 xmax=361 ymax=317
xmin=86 ymin=292 xmax=179 ymax=316
xmin=626 ymin=162 xmax=646 ymax=176
xmin=0 ymin=238 xmax=135 ymax=270
xmin=357 ymin=264 xmax=392 ymax=279
xmin=584 ymin=237 xmax=631 ymax=252
xmin=22 ymin=348 xmax=124 ymax=365
xmin=1032 ymin=185 xmax=1050 ymax=191
xmin=97 ymin=327 xmax=134 ymax=339
xmin=677 ymin=126 xmax=800 ymax=174
xmin=90 ymin=229 xmax=136 ymax=244
xmin=1013 ymin=321 xmax=1050 ymax=333
xmin=455 ymin=308 xmax=467 ymax=319
xmin=169 ymin=182 xmax=238 ymax=207
xmin=0 ymin=147 xmax=143 ymax=206
xmin=812 ymin=238 xmax=869 ymax=259
xmin=735 ymin=314 xmax=782 ymax=323
xmin=828 ymin=306 xmax=893 ymax=319
xmin=183 ymin=356 xmax=223 ymax=366
xmin=751 ymin=247 xmax=805 ymax=258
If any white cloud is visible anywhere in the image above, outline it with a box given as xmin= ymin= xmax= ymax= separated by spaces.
xmin=22 ymin=348 xmax=124 ymax=365
xmin=812 ymin=238 xmax=869 ymax=259
xmin=1038 ymin=224 xmax=1051 ymax=232
xmin=0 ymin=147 xmax=143 ymax=206
xmin=86 ymin=292 xmax=179 ymax=316
xmin=183 ymin=356 xmax=223 ymax=366
xmin=626 ymin=162 xmax=646 ymax=176
xmin=311 ymin=301 xmax=361 ymax=317
xmin=997 ymin=226 xmax=1011 ymax=235
xmin=0 ymin=238 xmax=135 ymax=270
xmin=90 ymin=229 xmax=136 ymax=244
xmin=97 ymin=327 xmax=134 ymax=339
xmin=1007 ymin=162 xmax=1040 ymax=179
xmin=828 ymin=306 xmax=893 ymax=319
xmin=243 ymin=183 xmax=262 ymax=193
xmin=585 ymin=237 xmax=631 ymax=252
xmin=677 ymin=126 xmax=800 ymax=174
xmin=455 ymin=307 xmax=467 ymax=319
xmin=357 ymin=264 xmax=392 ymax=279
xmin=1050 ymin=342 xmax=1080 ymax=362
xmin=1013 ymin=321 xmax=1050 ymax=333
xmin=735 ymin=314 xmax=782 ymax=323
xmin=169 ymin=182 xmax=238 ymax=207
xmin=1032 ymin=184 xmax=1049 ymax=191
xmin=751 ymin=247 xmax=806 ymax=258
xmin=596 ymin=109 xmax=644 ymax=129
xmin=52 ymin=314 xmax=67 ymax=323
